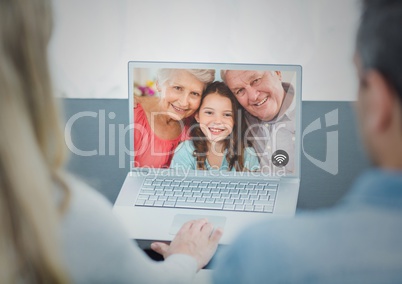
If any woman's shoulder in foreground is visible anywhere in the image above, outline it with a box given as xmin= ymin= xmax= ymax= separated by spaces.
xmin=60 ymin=173 xmax=197 ymax=283
xmin=62 ymin=173 xmax=114 ymax=215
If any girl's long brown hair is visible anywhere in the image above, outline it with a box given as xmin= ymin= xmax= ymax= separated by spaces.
xmin=190 ymin=81 xmax=247 ymax=171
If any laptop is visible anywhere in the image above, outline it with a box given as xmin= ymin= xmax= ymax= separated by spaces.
xmin=113 ymin=61 xmax=302 ymax=245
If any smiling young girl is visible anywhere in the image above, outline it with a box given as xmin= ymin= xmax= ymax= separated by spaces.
xmin=170 ymin=81 xmax=260 ymax=171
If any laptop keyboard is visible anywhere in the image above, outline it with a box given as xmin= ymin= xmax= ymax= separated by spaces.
xmin=135 ymin=178 xmax=277 ymax=213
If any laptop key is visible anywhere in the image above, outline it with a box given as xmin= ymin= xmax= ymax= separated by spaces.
xmin=244 ymin=200 xmax=253 ymax=205
xmin=153 ymin=201 xmax=164 ymax=207
xmin=201 ymin=188 xmax=211 ymax=193
xmin=220 ymin=188 xmax=229 ymax=194
xmin=253 ymin=200 xmax=275 ymax=206
xmin=235 ymin=205 xmax=245 ymax=211
xmin=231 ymin=194 xmax=240 ymax=199
xmin=223 ymin=204 xmax=235 ymax=210
xmin=245 ymin=205 xmax=254 ymax=211
xmin=163 ymin=201 xmax=176 ymax=207
xmin=263 ymin=206 xmax=274 ymax=213
xmin=254 ymin=205 xmax=264 ymax=212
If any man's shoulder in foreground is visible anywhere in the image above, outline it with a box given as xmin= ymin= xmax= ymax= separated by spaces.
xmin=212 ymin=169 xmax=402 ymax=284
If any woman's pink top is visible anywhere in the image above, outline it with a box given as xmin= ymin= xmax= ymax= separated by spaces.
xmin=134 ymin=103 xmax=190 ymax=168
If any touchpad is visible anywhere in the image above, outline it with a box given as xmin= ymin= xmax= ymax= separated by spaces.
xmin=169 ymin=214 xmax=226 ymax=235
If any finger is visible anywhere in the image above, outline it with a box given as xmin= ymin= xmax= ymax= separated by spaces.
xmin=200 ymin=222 xmax=214 ymax=236
xmin=209 ymin=227 xmax=224 ymax=244
xmin=177 ymin=220 xmax=195 ymax=235
xmin=191 ymin=218 xmax=209 ymax=231
xmin=150 ymin=242 xmax=170 ymax=257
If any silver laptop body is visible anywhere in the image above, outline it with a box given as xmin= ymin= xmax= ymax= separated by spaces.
xmin=113 ymin=62 xmax=302 ymax=245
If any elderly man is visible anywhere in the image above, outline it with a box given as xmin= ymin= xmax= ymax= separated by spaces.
xmin=221 ymin=69 xmax=296 ymax=175
xmin=213 ymin=0 xmax=402 ymax=282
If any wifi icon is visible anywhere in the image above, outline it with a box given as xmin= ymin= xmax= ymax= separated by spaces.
xmin=271 ymin=150 xmax=289 ymax=167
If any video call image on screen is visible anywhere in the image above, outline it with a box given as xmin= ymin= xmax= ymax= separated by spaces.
xmin=130 ymin=65 xmax=298 ymax=177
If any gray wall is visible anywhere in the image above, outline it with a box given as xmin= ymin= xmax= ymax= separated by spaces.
xmin=62 ymin=99 xmax=370 ymax=211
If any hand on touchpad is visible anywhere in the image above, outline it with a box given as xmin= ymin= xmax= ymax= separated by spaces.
xmin=169 ymin=214 xmax=226 ymax=235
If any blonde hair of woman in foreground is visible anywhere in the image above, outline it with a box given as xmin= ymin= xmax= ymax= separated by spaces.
xmin=0 ymin=0 xmax=222 ymax=283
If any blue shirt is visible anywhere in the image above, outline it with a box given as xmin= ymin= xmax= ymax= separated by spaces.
xmin=212 ymin=169 xmax=402 ymax=283
xmin=170 ymin=140 xmax=260 ymax=171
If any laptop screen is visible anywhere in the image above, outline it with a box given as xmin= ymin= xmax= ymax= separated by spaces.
xmin=128 ymin=62 xmax=301 ymax=179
